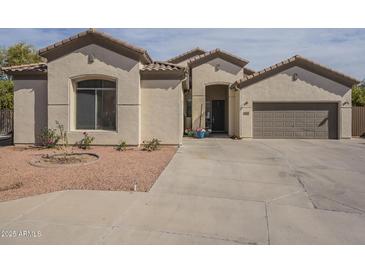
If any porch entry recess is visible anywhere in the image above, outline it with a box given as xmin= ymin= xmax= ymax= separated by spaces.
xmin=205 ymin=84 xmax=228 ymax=133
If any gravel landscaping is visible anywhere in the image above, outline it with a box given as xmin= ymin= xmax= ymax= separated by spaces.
xmin=0 ymin=145 xmax=176 ymax=202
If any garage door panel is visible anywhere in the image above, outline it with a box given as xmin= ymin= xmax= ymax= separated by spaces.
xmin=262 ymin=132 xmax=273 ymax=137
xmin=284 ymin=121 xmax=294 ymax=127
xmin=295 ymin=112 xmax=306 ymax=118
xmin=305 ymin=112 xmax=315 ymax=119
xmin=315 ymin=131 xmax=328 ymax=137
xmin=284 ymin=132 xmax=294 ymax=137
xmin=283 ymin=112 xmax=294 ymax=119
xmin=294 ymin=121 xmax=305 ymax=127
xmin=262 ymin=112 xmax=273 ymax=119
xmin=273 ymin=121 xmax=284 ymax=127
xmin=294 ymin=131 xmax=306 ymax=138
xmin=273 ymin=112 xmax=284 ymax=118
xmin=252 ymin=103 xmax=338 ymax=139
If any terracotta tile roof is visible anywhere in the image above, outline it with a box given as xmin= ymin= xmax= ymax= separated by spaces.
xmin=188 ymin=48 xmax=249 ymax=68
xmin=141 ymin=61 xmax=185 ymax=72
xmin=1 ymin=63 xmax=47 ymax=73
xmin=233 ymin=55 xmax=360 ymax=89
xmin=38 ymin=28 xmax=152 ymax=63
xmin=244 ymin=67 xmax=256 ymax=75
xmin=166 ymin=47 xmax=206 ymax=64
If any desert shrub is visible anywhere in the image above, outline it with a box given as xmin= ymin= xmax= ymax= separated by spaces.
xmin=39 ymin=128 xmax=60 ymax=148
xmin=55 ymin=120 xmax=68 ymax=146
xmin=142 ymin=138 xmax=161 ymax=152
xmin=77 ymin=132 xmax=95 ymax=149
xmin=116 ymin=140 xmax=127 ymax=151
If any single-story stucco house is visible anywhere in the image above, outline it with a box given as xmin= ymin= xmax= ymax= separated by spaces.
xmin=2 ymin=29 xmax=360 ymax=145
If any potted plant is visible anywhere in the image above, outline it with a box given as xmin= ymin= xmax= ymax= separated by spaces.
xmin=184 ymin=128 xmax=195 ymax=137
xmin=195 ymin=128 xmax=206 ymax=139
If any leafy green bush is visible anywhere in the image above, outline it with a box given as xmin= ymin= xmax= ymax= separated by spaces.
xmin=77 ymin=132 xmax=95 ymax=149
xmin=0 ymin=80 xmax=14 ymax=110
xmin=116 ymin=140 xmax=127 ymax=151
xmin=352 ymin=85 xmax=365 ymax=106
xmin=39 ymin=128 xmax=60 ymax=148
xmin=142 ymin=138 xmax=161 ymax=152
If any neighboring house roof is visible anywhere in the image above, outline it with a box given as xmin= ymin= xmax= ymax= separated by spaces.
xmin=233 ymin=55 xmax=360 ymax=89
xmin=1 ymin=63 xmax=47 ymax=74
xmin=38 ymin=28 xmax=152 ymax=64
xmin=142 ymin=61 xmax=185 ymax=72
xmin=188 ymin=49 xmax=249 ymax=68
xmin=140 ymin=61 xmax=186 ymax=80
xmin=166 ymin=47 xmax=206 ymax=64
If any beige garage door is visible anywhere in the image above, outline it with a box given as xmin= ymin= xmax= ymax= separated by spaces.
xmin=253 ymin=103 xmax=338 ymax=139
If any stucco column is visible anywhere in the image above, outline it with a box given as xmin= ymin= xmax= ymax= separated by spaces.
xmin=192 ymin=95 xmax=205 ymax=129
xmin=240 ymin=91 xmax=252 ymax=138
xmin=340 ymin=105 xmax=352 ymax=138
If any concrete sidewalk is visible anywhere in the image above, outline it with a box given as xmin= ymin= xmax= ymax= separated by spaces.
xmin=1 ymin=138 xmax=365 ymax=244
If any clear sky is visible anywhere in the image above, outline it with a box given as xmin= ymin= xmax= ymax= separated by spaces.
xmin=0 ymin=28 xmax=364 ymax=79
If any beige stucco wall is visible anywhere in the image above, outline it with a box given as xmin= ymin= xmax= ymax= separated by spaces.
xmin=47 ymin=44 xmax=141 ymax=145
xmin=141 ymin=80 xmax=183 ymax=144
xmin=13 ymin=79 xmax=48 ymax=144
xmin=191 ymin=58 xmax=244 ymax=132
xmin=239 ymin=66 xmax=352 ymax=139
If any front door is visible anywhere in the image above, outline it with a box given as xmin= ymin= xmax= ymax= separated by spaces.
xmin=212 ymin=100 xmax=225 ymax=132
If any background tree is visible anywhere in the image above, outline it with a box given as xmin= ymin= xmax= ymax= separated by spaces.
xmin=0 ymin=47 xmax=6 ymax=67
xmin=3 ymin=42 xmax=42 ymax=66
xmin=0 ymin=80 xmax=13 ymax=109
xmin=0 ymin=42 xmax=42 ymax=110
xmin=352 ymin=84 xmax=365 ymax=106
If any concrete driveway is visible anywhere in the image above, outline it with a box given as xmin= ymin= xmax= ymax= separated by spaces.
xmin=1 ymin=138 xmax=365 ymax=244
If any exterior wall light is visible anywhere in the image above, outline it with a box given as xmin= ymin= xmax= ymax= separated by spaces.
xmin=292 ymin=73 xmax=298 ymax=81
xmin=215 ymin=64 xmax=220 ymax=71
xmin=88 ymin=53 xmax=95 ymax=64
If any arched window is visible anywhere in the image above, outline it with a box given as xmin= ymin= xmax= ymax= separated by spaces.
xmin=76 ymin=79 xmax=116 ymax=130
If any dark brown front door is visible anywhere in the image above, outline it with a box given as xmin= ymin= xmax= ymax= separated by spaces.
xmin=212 ymin=100 xmax=225 ymax=132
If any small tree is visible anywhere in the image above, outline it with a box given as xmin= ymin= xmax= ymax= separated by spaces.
xmin=55 ymin=120 xmax=69 ymax=155
xmin=352 ymin=85 xmax=365 ymax=106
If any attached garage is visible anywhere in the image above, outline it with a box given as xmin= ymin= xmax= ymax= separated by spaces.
xmin=234 ymin=55 xmax=359 ymax=140
xmin=253 ymin=102 xmax=338 ymax=139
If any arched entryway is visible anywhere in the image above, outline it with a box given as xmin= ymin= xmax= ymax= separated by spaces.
xmin=205 ymin=84 xmax=229 ymax=133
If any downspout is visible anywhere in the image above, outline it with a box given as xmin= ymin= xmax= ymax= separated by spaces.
xmin=180 ymin=69 xmax=188 ymax=147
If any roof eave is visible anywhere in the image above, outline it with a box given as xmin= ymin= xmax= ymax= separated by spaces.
xmin=39 ymin=29 xmax=152 ymax=64
xmin=188 ymin=49 xmax=249 ymax=68
xmin=236 ymin=56 xmax=359 ymax=89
